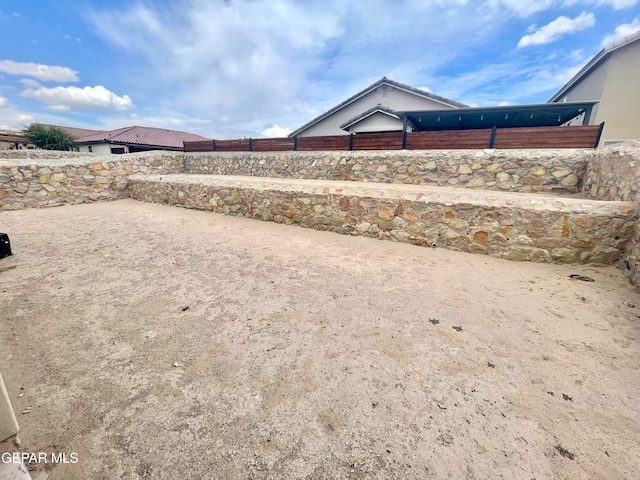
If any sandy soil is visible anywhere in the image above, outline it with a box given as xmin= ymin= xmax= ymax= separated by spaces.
xmin=1 ymin=199 xmax=639 ymax=479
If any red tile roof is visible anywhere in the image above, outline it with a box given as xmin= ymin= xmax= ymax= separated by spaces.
xmin=75 ymin=125 xmax=210 ymax=150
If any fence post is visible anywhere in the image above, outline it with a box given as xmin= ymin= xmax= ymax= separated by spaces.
xmin=594 ymin=122 xmax=605 ymax=148
xmin=213 ymin=139 xmax=216 ymax=152
xmin=488 ymin=126 xmax=497 ymax=149
xmin=293 ymin=136 xmax=297 ymax=151
xmin=401 ymin=115 xmax=408 ymax=149
xmin=349 ymin=134 xmax=353 ymax=151
xmin=249 ymin=138 xmax=252 ymax=152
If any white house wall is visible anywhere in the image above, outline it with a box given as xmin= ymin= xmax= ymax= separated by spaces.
xmin=596 ymin=42 xmax=640 ymax=143
xmin=77 ymin=143 xmax=129 ymax=154
xmin=347 ymin=112 xmax=404 ymax=134
xmin=297 ymin=85 xmax=457 ymax=137
xmin=561 ymin=57 xmax=609 ymax=128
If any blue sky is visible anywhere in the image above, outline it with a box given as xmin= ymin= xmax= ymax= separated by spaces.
xmin=0 ymin=0 xmax=638 ymax=139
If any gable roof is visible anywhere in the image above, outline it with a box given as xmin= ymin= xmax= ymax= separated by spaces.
xmin=549 ymin=29 xmax=640 ymax=102
xmin=339 ymin=104 xmax=400 ymax=130
xmin=54 ymin=125 xmax=105 ymax=139
xmin=288 ymin=77 xmax=468 ymax=137
xmin=75 ymin=125 xmax=210 ymax=149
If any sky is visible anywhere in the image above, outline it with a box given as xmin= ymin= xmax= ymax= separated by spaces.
xmin=0 ymin=0 xmax=638 ymax=139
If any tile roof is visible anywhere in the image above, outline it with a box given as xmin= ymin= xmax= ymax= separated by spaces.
xmin=75 ymin=125 xmax=210 ymax=149
xmin=0 ymin=130 xmax=26 ymax=143
xmin=289 ymin=77 xmax=468 ymax=137
xmin=54 ymin=125 xmax=105 ymax=139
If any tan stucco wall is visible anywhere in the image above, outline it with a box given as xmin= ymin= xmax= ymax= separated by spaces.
xmin=596 ymin=43 xmax=640 ymax=143
xmin=297 ymin=86 xmax=457 ymax=137
xmin=347 ymin=112 xmax=404 ymax=134
xmin=558 ymin=41 xmax=640 ymax=144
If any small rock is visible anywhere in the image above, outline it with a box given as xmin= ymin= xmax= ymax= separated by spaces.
xmin=173 ymin=362 xmax=182 ymax=368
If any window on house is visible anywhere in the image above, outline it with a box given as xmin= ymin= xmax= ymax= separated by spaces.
xmin=88 ymin=146 xmax=93 ymax=152
xmin=110 ymin=147 xmax=126 ymax=154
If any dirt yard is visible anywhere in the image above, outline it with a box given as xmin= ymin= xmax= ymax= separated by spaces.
xmin=1 ymin=199 xmax=639 ymax=479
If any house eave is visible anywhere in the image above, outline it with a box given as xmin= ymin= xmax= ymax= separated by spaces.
xmin=549 ymin=30 xmax=640 ymax=102
xmin=288 ymin=77 xmax=467 ymax=137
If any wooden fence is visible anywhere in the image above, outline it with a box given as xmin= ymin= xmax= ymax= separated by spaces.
xmin=184 ymin=124 xmax=603 ymax=153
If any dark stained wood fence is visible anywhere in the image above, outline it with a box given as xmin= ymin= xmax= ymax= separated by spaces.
xmin=214 ymin=139 xmax=251 ymax=152
xmin=251 ymin=137 xmax=295 ymax=152
xmin=352 ymin=132 xmax=403 ymax=150
xmin=184 ymin=140 xmax=214 ymax=152
xmin=405 ymin=129 xmax=492 ymax=150
xmin=296 ymin=135 xmax=350 ymax=151
xmin=184 ymin=124 xmax=603 ymax=152
xmin=493 ymin=125 xmax=602 ymax=149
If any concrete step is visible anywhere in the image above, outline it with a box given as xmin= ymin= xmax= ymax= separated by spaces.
xmin=129 ymin=174 xmax=637 ymax=265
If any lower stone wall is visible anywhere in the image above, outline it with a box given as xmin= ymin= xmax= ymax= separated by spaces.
xmin=185 ymin=149 xmax=589 ymax=193
xmin=582 ymin=142 xmax=640 ymax=286
xmin=0 ymin=152 xmax=184 ymax=210
xmin=129 ymin=174 xmax=636 ymax=266
xmin=583 ymin=142 xmax=640 ymax=202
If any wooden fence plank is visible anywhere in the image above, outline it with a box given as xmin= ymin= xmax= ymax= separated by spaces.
xmin=405 ymin=130 xmax=492 ymax=150
xmin=183 ymin=140 xmax=214 ymax=152
xmin=494 ymin=125 xmax=600 ymax=149
xmin=352 ymin=132 xmax=403 ymax=150
xmin=251 ymin=137 xmax=295 ymax=152
xmin=214 ymin=139 xmax=252 ymax=152
xmin=296 ymin=135 xmax=350 ymax=151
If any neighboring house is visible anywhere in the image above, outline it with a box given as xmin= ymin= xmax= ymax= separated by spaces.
xmin=289 ymin=77 xmax=467 ymax=137
xmin=55 ymin=125 xmax=211 ymax=154
xmin=0 ymin=130 xmax=30 ymax=150
xmin=549 ymin=30 xmax=640 ymax=145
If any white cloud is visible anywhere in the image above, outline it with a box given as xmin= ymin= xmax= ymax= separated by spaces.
xmin=0 ymin=96 xmax=6 ymax=108
xmin=564 ymin=0 xmax=637 ymax=8
xmin=0 ymin=60 xmax=79 ymax=82
xmin=601 ymin=18 xmax=640 ymax=45
xmin=431 ymin=52 xmax=588 ymax=106
xmin=87 ymin=0 xmax=344 ymax=123
xmin=0 ymin=106 xmax=35 ymax=130
xmin=20 ymin=78 xmax=42 ymax=89
xmin=487 ymin=0 xmax=557 ymax=17
xmin=518 ymin=12 xmax=595 ymax=47
xmin=262 ymin=125 xmax=292 ymax=137
xmin=17 ymin=114 xmax=34 ymax=124
xmin=47 ymin=104 xmax=71 ymax=111
xmin=20 ymin=85 xmax=133 ymax=110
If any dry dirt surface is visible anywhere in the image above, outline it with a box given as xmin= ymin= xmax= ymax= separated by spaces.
xmin=1 ymin=199 xmax=639 ymax=480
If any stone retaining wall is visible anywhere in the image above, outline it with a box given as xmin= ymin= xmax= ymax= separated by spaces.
xmin=582 ymin=143 xmax=640 ymax=286
xmin=0 ymin=152 xmax=184 ymax=210
xmin=129 ymin=174 xmax=636 ymax=266
xmin=583 ymin=142 xmax=640 ymax=203
xmin=184 ymin=149 xmax=589 ymax=193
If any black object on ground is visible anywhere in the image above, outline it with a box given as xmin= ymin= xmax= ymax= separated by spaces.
xmin=0 ymin=233 xmax=12 ymax=259
xmin=569 ymin=274 xmax=594 ymax=282
xmin=555 ymin=445 xmax=575 ymax=460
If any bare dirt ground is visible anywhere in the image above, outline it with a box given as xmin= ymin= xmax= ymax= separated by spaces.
xmin=1 ymin=199 xmax=639 ymax=480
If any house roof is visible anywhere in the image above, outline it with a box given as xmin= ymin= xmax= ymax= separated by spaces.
xmin=549 ymin=29 xmax=640 ymax=102
xmin=395 ymin=102 xmax=597 ymax=131
xmin=54 ymin=125 xmax=105 ymax=139
xmin=288 ymin=77 xmax=468 ymax=137
xmin=0 ymin=130 xmax=26 ymax=143
xmin=339 ymin=104 xmax=400 ymax=130
xmin=75 ymin=125 xmax=210 ymax=149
